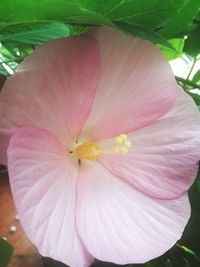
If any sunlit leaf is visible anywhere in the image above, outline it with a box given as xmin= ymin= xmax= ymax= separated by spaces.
xmin=158 ymin=38 xmax=185 ymax=60
xmin=177 ymin=244 xmax=200 ymax=260
xmin=0 ymin=22 xmax=70 ymax=45
xmin=0 ymin=0 xmax=111 ymax=29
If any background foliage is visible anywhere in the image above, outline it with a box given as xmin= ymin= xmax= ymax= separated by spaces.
xmin=0 ymin=1 xmax=200 ymax=267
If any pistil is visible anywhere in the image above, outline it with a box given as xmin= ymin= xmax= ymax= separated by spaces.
xmin=75 ymin=134 xmax=132 ymax=161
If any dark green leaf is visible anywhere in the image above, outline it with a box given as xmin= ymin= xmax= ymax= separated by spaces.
xmin=144 ymin=262 xmax=156 ymax=267
xmin=0 ymin=0 xmax=188 ymax=47
xmin=187 ymin=91 xmax=200 ymax=105
xmin=183 ymin=257 xmax=190 ymax=267
xmin=114 ymin=22 xmax=175 ymax=50
xmin=91 ymin=0 xmax=188 ymax=30
xmin=0 ymin=22 xmax=70 ymax=45
xmin=0 ymin=0 xmax=188 ymax=29
xmin=0 ymin=238 xmax=14 ymax=267
xmin=184 ymin=26 xmax=200 ymax=56
xmin=159 ymin=0 xmax=200 ymax=38
xmin=164 ymin=258 xmax=173 ymax=267
xmin=197 ymin=176 xmax=200 ymax=191
xmin=192 ymin=69 xmax=200 ymax=83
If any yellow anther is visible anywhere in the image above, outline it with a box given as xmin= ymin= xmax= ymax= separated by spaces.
xmin=112 ymin=146 xmax=120 ymax=154
xmin=119 ymin=134 xmax=127 ymax=141
xmin=119 ymin=146 xmax=129 ymax=153
xmin=112 ymin=134 xmax=132 ymax=155
xmin=115 ymin=136 xmax=123 ymax=145
xmin=124 ymin=140 xmax=132 ymax=148
xmin=75 ymin=134 xmax=131 ymax=161
xmin=76 ymin=142 xmax=99 ymax=160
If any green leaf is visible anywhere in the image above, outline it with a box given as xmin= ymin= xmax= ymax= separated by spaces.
xmin=158 ymin=38 xmax=185 ymax=60
xmin=144 ymin=262 xmax=155 ymax=267
xmin=159 ymin=0 xmax=200 ymax=38
xmin=197 ymin=177 xmax=200 ymax=193
xmin=192 ymin=70 xmax=200 ymax=83
xmin=114 ymin=22 xmax=175 ymax=50
xmin=177 ymin=244 xmax=200 ymax=260
xmin=0 ymin=0 xmax=188 ymax=29
xmin=0 ymin=0 xmax=188 ymax=47
xmin=165 ymin=258 xmax=173 ymax=267
xmin=181 ymin=90 xmax=200 ymax=107
xmin=0 ymin=238 xmax=14 ymax=267
xmin=184 ymin=26 xmax=200 ymax=56
xmin=0 ymin=22 xmax=70 ymax=45
xmin=0 ymin=65 xmax=8 ymax=76
xmin=0 ymin=0 xmax=190 ymax=76
xmin=0 ymin=0 xmax=112 ymax=28
xmin=183 ymin=257 xmax=190 ymax=267
xmin=187 ymin=91 xmax=200 ymax=105
xmin=91 ymin=0 xmax=188 ymax=30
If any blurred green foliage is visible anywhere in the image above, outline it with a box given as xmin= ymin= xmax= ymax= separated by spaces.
xmin=0 ymin=238 xmax=13 ymax=267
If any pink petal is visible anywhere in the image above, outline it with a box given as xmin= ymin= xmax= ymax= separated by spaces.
xmin=81 ymin=27 xmax=177 ymax=140
xmin=76 ymin=161 xmax=190 ymax=264
xmin=99 ymin=88 xmax=200 ymax=199
xmin=0 ymin=36 xmax=100 ymax=164
xmin=7 ymin=126 xmax=93 ymax=267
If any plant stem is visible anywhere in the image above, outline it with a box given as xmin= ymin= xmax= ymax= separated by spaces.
xmin=186 ymin=56 xmax=197 ymax=81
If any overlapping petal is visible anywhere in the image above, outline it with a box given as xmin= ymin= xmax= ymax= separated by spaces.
xmin=98 ymin=88 xmax=200 ymax=199
xmin=7 ymin=126 xmax=93 ymax=267
xmin=81 ymin=27 xmax=177 ymax=141
xmin=76 ymin=161 xmax=190 ymax=264
xmin=0 ymin=36 xmax=100 ymax=164
xmin=1 ymin=26 xmax=198 ymax=267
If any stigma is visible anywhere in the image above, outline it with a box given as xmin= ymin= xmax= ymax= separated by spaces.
xmin=75 ymin=134 xmax=132 ymax=161
xmin=76 ymin=142 xmax=100 ymax=160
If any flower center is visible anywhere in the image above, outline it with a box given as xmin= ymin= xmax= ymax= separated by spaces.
xmin=76 ymin=142 xmax=100 ymax=160
xmin=75 ymin=134 xmax=132 ymax=162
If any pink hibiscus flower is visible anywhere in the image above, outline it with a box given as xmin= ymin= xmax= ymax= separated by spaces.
xmin=0 ymin=27 xmax=200 ymax=267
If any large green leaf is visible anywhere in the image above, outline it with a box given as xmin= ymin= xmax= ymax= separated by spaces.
xmin=0 ymin=238 xmax=14 ymax=267
xmin=187 ymin=91 xmax=200 ymax=105
xmin=114 ymin=22 xmax=175 ymax=50
xmin=184 ymin=26 xmax=200 ymax=57
xmin=0 ymin=22 xmax=70 ymax=45
xmin=0 ymin=0 xmax=187 ymax=48
xmin=0 ymin=0 xmax=112 ymax=28
xmin=159 ymin=0 xmax=200 ymax=38
xmin=192 ymin=69 xmax=200 ymax=84
xmin=0 ymin=0 xmax=190 ymax=76
xmin=0 ymin=0 xmax=188 ymax=29
xmin=90 ymin=0 xmax=188 ymax=29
